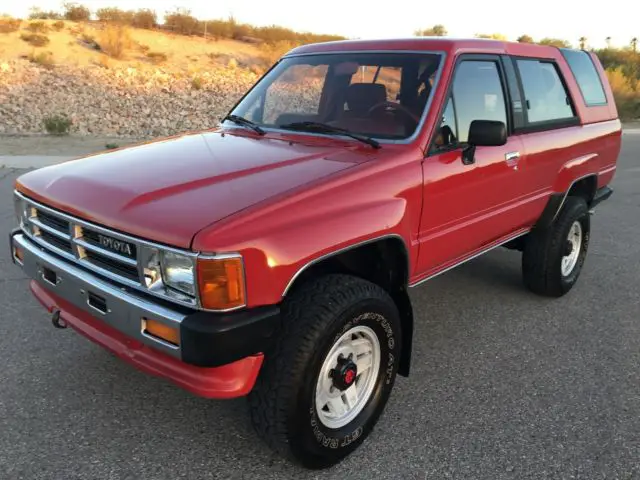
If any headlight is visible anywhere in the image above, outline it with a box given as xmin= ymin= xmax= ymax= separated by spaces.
xmin=14 ymin=195 xmax=25 ymax=224
xmin=161 ymin=251 xmax=196 ymax=296
xmin=141 ymin=247 xmax=245 ymax=310
xmin=14 ymin=195 xmax=33 ymax=234
xmin=197 ymin=255 xmax=245 ymax=310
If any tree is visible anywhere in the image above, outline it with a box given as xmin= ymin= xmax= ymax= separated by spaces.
xmin=538 ymin=37 xmax=572 ymax=48
xmin=517 ymin=34 xmax=534 ymax=43
xmin=475 ymin=33 xmax=508 ymax=40
xmin=63 ymin=2 xmax=91 ymax=21
xmin=632 ymin=37 xmax=638 ymax=53
xmin=414 ymin=24 xmax=447 ymax=37
xmin=579 ymin=36 xmax=587 ymax=49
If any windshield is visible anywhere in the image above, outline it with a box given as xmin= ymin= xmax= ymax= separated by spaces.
xmin=228 ymin=52 xmax=442 ymax=141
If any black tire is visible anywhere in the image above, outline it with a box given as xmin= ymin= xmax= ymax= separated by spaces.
xmin=523 ymin=196 xmax=590 ymax=297
xmin=248 ymin=274 xmax=401 ymax=469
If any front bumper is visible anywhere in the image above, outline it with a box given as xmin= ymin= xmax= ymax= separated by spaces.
xmin=11 ymin=231 xmax=280 ymax=398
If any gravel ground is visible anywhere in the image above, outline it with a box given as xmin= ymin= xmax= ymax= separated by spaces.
xmin=0 ymin=136 xmax=638 ymax=479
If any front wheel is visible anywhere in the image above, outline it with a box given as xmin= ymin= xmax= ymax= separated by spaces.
xmin=248 ymin=274 xmax=401 ymax=469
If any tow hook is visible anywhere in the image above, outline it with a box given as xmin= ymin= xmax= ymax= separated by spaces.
xmin=51 ymin=309 xmax=67 ymax=329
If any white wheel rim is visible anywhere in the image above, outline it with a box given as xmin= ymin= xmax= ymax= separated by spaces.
xmin=561 ymin=221 xmax=582 ymax=276
xmin=315 ymin=324 xmax=381 ymax=429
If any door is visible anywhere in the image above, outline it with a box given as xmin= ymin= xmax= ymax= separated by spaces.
xmin=415 ymin=56 xmax=527 ymax=277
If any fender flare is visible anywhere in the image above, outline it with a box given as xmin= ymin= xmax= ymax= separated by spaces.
xmin=535 ymin=173 xmax=598 ymax=229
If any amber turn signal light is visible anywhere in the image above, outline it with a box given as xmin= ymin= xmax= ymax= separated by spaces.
xmin=143 ymin=318 xmax=180 ymax=346
xmin=197 ymin=256 xmax=245 ymax=310
xmin=13 ymin=244 xmax=24 ymax=264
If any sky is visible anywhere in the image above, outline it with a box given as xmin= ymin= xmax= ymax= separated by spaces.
xmin=5 ymin=0 xmax=638 ymax=49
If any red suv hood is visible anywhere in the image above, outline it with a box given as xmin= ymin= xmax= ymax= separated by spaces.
xmin=16 ymin=131 xmax=370 ymax=248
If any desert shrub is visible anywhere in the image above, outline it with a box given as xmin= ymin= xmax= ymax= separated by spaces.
xmin=607 ymin=67 xmax=640 ymax=119
xmin=164 ymin=8 xmax=200 ymax=35
xmin=0 ymin=17 xmax=21 ymax=33
xmin=28 ymin=50 xmax=54 ymax=69
xmin=137 ymin=42 xmax=150 ymax=52
xmin=28 ymin=8 xmax=62 ymax=20
xmin=105 ymin=143 xmax=119 ymax=149
xmin=52 ymin=20 xmax=65 ymax=31
xmin=63 ymin=3 xmax=91 ymax=22
xmin=258 ymin=41 xmax=296 ymax=67
xmin=43 ymin=114 xmax=72 ymax=135
xmin=132 ymin=9 xmax=156 ymax=29
xmin=538 ymin=37 xmax=572 ymax=48
xmin=96 ymin=7 xmax=134 ymax=24
xmin=20 ymin=33 xmax=50 ymax=47
xmin=205 ymin=20 xmax=233 ymax=40
xmin=98 ymin=24 xmax=132 ymax=58
xmin=231 ymin=22 xmax=253 ymax=40
xmin=146 ymin=51 xmax=167 ymax=64
xmin=27 ymin=21 xmax=49 ymax=33
xmin=191 ymin=75 xmax=203 ymax=90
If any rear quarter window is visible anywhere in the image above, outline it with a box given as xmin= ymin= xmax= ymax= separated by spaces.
xmin=516 ymin=59 xmax=576 ymax=124
xmin=560 ymin=49 xmax=608 ymax=106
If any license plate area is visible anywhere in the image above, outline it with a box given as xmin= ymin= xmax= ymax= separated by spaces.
xmin=42 ymin=266 xmax=58 ymax=286
xmin=87 ymin=291 xmax=108 ymax=315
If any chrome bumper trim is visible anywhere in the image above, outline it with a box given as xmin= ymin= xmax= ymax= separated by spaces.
xmin=12 ymin=232 xmax=187 ymax=359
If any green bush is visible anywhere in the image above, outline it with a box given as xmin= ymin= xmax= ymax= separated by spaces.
xmin=63 ymin=3 xmax=91 ymax=22
xmin=43 ymin=114 xmax=72 ymax=135
xmin=146 ymin=51 xmax=168 ymax=64
xmin=205 ymin=20 xmax=232 ymax=40
xmin=164 ymin=8 xmax=199 ymax=35
xmin=20 ymin=33 xmax=50 ymax=47
xmin=98 ymin=25 xmax=131 ymax=58
xmin=0 ymin=17 xmax=21 ymax=33
xmin=27 ymin=21 xmax=49 ymax=33
xmin=132 ymin=9 xmax=156 ymax=29
xmin=147 ymin=52 xmax=167 ymax=65
xmin=191 ymin=75 xmax=203 ymax=90
xmin=28 ymin=8 xmax=62 ymax=20
xmin=96 ymin=7 xmax=133 ymax=24
xmin=28 ymin=50 xmax=55 ymax=69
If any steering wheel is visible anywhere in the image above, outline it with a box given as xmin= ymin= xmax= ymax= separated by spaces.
xmin=367 ymin=101 xmax=421 ymax=125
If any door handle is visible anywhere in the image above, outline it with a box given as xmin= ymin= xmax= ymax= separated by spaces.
xmin=505 ymin=151 xmax=520 ymax=170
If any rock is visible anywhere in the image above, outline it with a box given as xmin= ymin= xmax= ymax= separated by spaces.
xmin=0 ymin=59 xmax=261 ymax=138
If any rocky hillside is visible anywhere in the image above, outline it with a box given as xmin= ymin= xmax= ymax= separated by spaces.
xmin=0 ymin=59 xmax=259 ymax=137
xmin=0 ymin=19 xmax=277 ymax=137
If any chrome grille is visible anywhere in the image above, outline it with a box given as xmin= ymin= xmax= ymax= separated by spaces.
xmin=16 ymin=191 xmax=200 ymax=309
xmin=28 ymin=205 xmax=142 ymax=287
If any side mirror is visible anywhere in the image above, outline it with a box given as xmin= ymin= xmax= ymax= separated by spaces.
xmin=462 ymin=120 xmax=507 ymax=165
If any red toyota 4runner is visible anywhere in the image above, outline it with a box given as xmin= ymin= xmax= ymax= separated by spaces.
xmin=11 ymin=38 xmax=621 ymax=468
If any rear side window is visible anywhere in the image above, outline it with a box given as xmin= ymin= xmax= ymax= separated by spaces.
xmin=560 ymin=49 xmax=608 ymax=106
xmin=516 ymin=60 xmax=575 ymax=123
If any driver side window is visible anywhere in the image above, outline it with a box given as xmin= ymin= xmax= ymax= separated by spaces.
xmin=434 ymin=60 xmax=507 ymax=149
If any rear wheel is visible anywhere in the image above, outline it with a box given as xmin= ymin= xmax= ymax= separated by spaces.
xmin=523 ymin=196 xmax=590 ymax=297
xmin=249 ymin=274 xmax=401 ymax=469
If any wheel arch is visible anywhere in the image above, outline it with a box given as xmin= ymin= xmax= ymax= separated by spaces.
xmin=536 ymin=174 xmax=598 ymax=229
xmin=282 ymin=235 xmax=414 ymax=377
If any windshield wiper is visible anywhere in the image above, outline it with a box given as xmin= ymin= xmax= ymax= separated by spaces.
xmin=278 ymin=121 xmax=381 ymax=149
xmin=222 ymin=114 xmax=266 ymax=135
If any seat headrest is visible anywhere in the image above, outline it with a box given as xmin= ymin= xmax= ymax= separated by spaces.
xmin=345 ymin=83 xmax=387 ymax=115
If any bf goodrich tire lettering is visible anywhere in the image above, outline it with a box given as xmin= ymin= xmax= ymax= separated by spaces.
xmin=248 ymin=274 xmax=402 ymax=469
